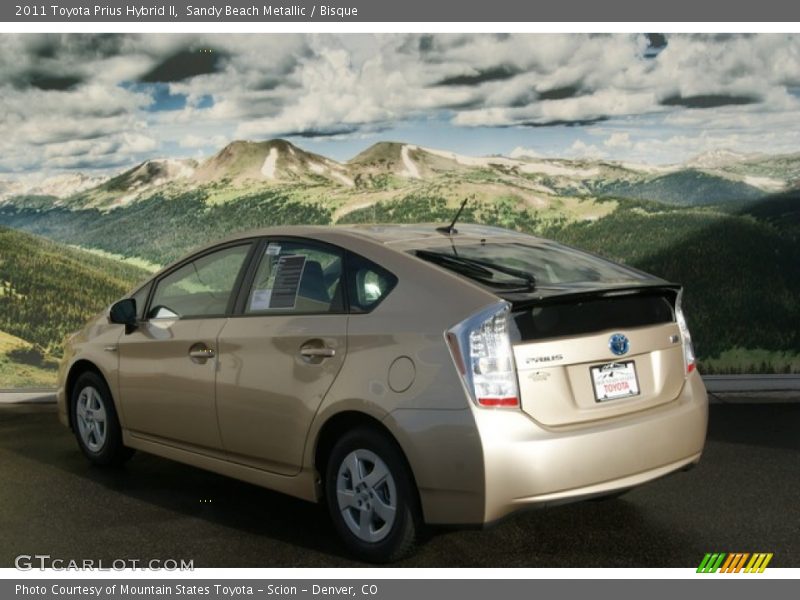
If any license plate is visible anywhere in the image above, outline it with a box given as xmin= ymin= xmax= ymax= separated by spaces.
xmin=591 ymin=361 xmax=640 ymax=402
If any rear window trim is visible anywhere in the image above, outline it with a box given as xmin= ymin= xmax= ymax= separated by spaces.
xmin=408 ymin=240 xmax=656 ymax=290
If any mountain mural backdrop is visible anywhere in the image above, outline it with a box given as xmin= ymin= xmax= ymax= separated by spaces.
xmin=1 ymin=139 xmax=799 ymax=387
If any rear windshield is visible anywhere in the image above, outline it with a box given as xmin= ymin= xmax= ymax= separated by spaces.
xmin=412 ymin=242 xmax=648 ymax=289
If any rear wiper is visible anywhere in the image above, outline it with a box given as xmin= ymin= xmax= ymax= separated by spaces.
xmin=456 ymin=256 xmax=536 ymax=291
xmin=415 ymin=250 xmax=536 ymax=291
xmin=415 ymin=249 xmax=494 ymax=278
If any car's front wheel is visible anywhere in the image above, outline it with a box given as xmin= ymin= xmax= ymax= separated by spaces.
xmin=325 ymin=428 xmax=420 ymax=562
xmin=70 ymin=371 xmax=134 ymax=466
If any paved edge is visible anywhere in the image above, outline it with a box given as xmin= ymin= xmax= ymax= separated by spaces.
xmin=704 ymin=375 xmax=800 ymax=403
xmin=703 ymin=374 xmax=800 ymax=393
xmin=0 ymin=390 xmax=57 ymax=404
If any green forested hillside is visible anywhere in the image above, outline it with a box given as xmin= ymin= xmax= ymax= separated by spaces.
xmin=0 ymin=330 xmax=57 ymax=388
xmin=0 ymin=226 xmax=147 ymax=358
xmin=342 ymin=194 xmax=800 ymax=371
xmin=591 ymin=169 xmax=766 ymax=205
xmin=740 ymin=192 xmax=800 ymax=229
xmin=542 ymin=203 xmax=800 ymax=363
xmin=2 ymin=141 xmax=798 ymax=384
xmin=0 ymin=190 xmax=333 ymax=265
xmin=338 ymin=194 xmax=549 ymax=232
xmin=1 ymin=189 xmax=798 ymax=375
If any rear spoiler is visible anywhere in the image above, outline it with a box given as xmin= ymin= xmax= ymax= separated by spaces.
xmin=503 ymin=283 xmax=682 ymax=310
xmin=504 ymin=283 xmax=683 ymax=343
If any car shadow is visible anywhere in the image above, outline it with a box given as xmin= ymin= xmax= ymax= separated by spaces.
xmin=0 ymin=404 xmax=709 ymax=568
xmin=0 ymin=404 xmax=359 ymax=566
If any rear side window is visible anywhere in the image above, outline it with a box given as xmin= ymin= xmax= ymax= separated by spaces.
xmin=244 ymin=241 xmax=345 ymax=315
xmin=346 ymin=252 xmax=397 ymax=313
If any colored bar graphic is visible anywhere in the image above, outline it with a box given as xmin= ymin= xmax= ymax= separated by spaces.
xmin=720 ymin=554 xmax=735 ymax=572
xmin=733 ymin=553 xmax=750 ymax=573
xmin=697 ymin=553 xmax=713 ymax=572
xmin=745 ymin=554 xmax=759 ymax=572
xmin=698 ymin=552 xmax=772 ymax=573
xmin=711 ymin=553 xmax=726 ymax=572
xmin=697 ymin=553 xmax=727 ymax=573
xmin=745 ymin=553 xmax=774 ymax=573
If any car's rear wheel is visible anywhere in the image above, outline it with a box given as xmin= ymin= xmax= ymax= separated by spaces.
xmin=71 ymin=371 xmax=133 ymax=466
xmin=325 ymin=428 xmax=420 ymax=563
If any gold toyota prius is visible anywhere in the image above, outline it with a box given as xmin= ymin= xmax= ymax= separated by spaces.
xmin=57 ymin=223 xmax=708 ymax=562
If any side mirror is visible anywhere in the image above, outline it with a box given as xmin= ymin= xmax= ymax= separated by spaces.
xmin=109 ymin=298 xmax=138 ymax=334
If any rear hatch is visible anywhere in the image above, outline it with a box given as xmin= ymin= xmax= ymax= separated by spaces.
xmin=409 ymin=237 xmax=690 ymax=426
xmin=508 ymin=286 xmax=685 ymax=426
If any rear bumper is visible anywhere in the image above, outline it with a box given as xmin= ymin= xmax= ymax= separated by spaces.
xmin=473 ymin=370 xmax=708 ymax=523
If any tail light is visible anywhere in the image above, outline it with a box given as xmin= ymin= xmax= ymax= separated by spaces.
xmin=446 ymin=302 xmax=520 ymax=408
xmin=675 ymin=290 xmax=697 ymax=374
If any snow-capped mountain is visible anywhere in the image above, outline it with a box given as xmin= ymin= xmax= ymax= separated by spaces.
xmin=3 ymin=139 xmax=798 ymax=212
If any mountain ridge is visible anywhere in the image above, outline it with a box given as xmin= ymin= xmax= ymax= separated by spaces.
xmin=3 ymin=140 xmax=800 ymax=211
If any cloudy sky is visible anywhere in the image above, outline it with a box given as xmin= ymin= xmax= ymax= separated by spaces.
xmin=2 ymin=33 xmax=800 ymax=176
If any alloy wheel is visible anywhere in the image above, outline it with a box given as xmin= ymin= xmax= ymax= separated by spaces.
xmin=75 ymin=386 xmax=108 ymax=453
xmin=335 ymin=449 xmax=398 ymax=543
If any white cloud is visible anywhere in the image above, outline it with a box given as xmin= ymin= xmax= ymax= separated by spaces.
xmin=604 ymin=132 xmax=633 ymax=149
xmin=179 ymin=133 xmax=229 ymax=149
xmin=120 ymin=132 xmax=159 ymax=154
xmin=565 ymin=139 xmax=607 ymax=160
xmin=2 ymin=33 xmax=800 ymax=174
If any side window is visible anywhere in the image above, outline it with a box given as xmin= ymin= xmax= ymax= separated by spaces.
xmin=245 ymin=241 xmax=344 ymax=315
xmin=346 ymin=252 xmax=397 ymax=313
xmin=130 ymin=282 xmax=152 ymax=320
xmin=148 ymin=244 xmax=251 ymax=319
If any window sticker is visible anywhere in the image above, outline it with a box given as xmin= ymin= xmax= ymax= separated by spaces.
xmin=266 ymin=244 xmax=281 ymax=256
xmin=249 ymin=289 xmax=273 ymax=311
xmin=269 ymin=255 xmax=306 ymax=309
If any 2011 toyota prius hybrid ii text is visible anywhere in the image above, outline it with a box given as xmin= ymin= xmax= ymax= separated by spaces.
xmin=57 ymin=223 xmax=708 ymax=562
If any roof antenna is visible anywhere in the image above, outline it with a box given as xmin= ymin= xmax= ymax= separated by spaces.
xmin=436 ymin=197 xmax=469 ymax=235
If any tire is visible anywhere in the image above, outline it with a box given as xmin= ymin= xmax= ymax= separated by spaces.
xmin=70 ymin=371 xmax=134 ymax=466
xmin=324 ymin=427 xmax=420 ymax=563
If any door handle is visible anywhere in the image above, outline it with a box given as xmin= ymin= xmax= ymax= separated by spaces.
xmin=299 ymin=347 xmax=336 ymax=358
xmin=188 ymin=343 xmax=215 ymax=363
xmin=189 ymin=348 xmax=216 ymax=358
